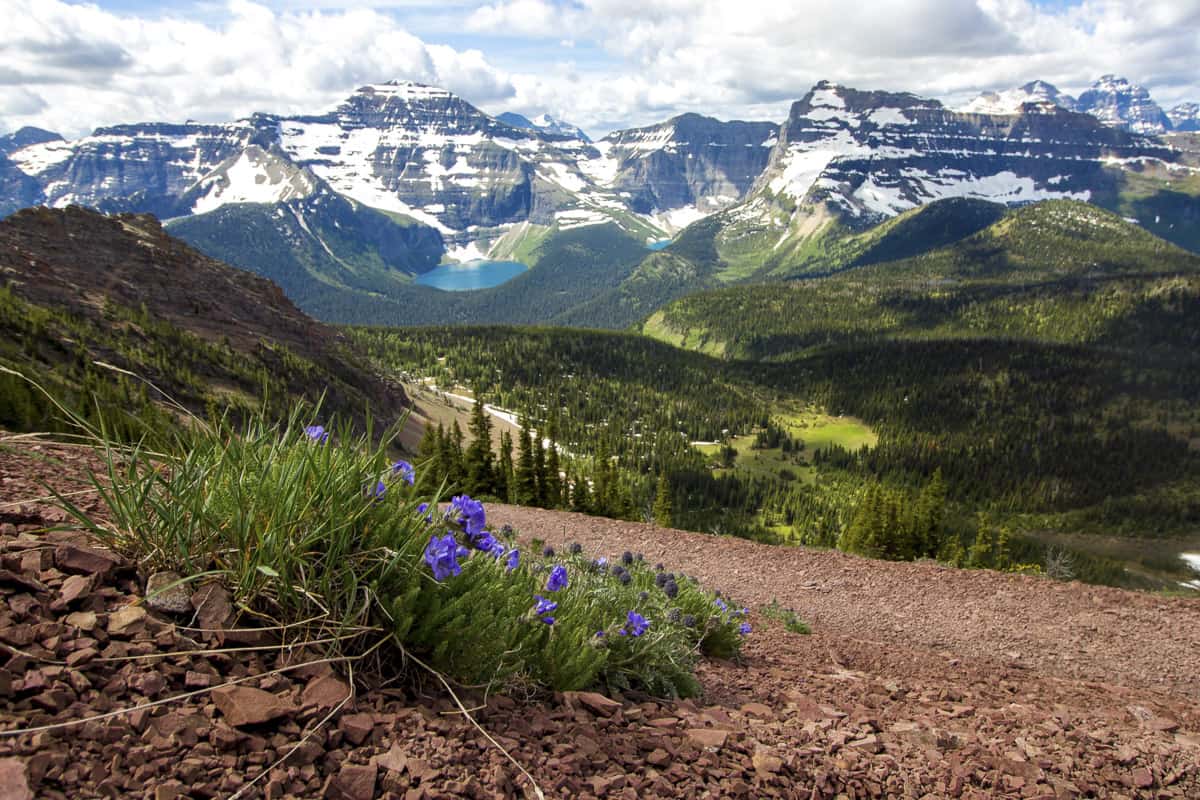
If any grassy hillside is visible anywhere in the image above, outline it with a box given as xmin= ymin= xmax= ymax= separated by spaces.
xmin=567 ymin=198 xmax=1012 ymax=328
xmin=645 ymin=201 xmax=1200 ymax=359
xmin=0 ymin=206 xmax=408 ymax=438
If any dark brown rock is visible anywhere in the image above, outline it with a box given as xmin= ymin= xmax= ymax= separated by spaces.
xmin=339 ymin=713 xmax=375 ymax=746
xmin=191 ymin=583 xmax=233 ymax=630
xmin=302 ymin=675 xmax=353 ymax=710
xmin=325 ymin=762 xmax=376 ymax=800
xmin=54 ymin=543 xmax=121 ymax=576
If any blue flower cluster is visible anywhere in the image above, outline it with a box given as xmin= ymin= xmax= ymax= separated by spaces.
xmin=423 ymin=533 xmax=469 ymax=582
xmin=304 ymin=424 xmax=329 ymax=444
xmin=619 ymin=610 xmax=649 ymax=638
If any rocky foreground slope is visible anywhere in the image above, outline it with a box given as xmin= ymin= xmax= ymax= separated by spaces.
xmin=1 ymin=441 xmax=1197 ymax=799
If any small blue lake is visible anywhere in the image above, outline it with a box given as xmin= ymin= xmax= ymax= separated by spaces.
xmin=414 ymin=260 xmax=528 ymax=291
xmin=647 ymin=239 xmax=672 ymax=251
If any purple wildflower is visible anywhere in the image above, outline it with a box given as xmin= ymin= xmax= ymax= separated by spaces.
xmin=423 ymin=533 xmax=463 ymax=582
xmin=620 ymin=610 xmax=649 ymax=638
xmin=368 ymin=480 xmax=386 ymax=501
xmin=533 ymin=595 xmax=558 ymax=616
xmin=540 ymin=616 xmax=556 ymax=625
xmin=391 ymin=460 xmax=415 ymax=485
xmin=449 ymin=494 xmax=487 ymax=537
xmin=739 ymin=622 xmax=752 ymax=635
xmin=505 ymin=549 xmax=520 ymax=572
xmin=304 ymin=425 xmax=328 ymax=443
xmin=546 ymin=564 xmax=568 ymax=592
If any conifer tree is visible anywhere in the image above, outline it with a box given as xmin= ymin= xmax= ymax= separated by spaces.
xmin=968 ymin=514 xmax=994 ymax=568
xmin=465 ymin=394 xmax=496 ymax=497
xmin=497 ymin=430 xmax=514 ymax=502
xmin=652 ymin=472 xmax=673 ymax=527
xmin=514 ymin=420 xmax=537 ymax=506
xmin=570 ymin=470 xmax=591 ymax=513
xmin=414 ymin=422 xmax=440 ymax=493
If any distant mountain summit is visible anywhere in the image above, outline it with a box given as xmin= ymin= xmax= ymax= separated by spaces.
xmin=496 ymin=112 xmax=590 ymax=141
xmin=588 ymin=112 xmax=779 ymax=231
xmin=960 ymin=80 xmax=1078 ymax=115
xmin=0 ymin=127 xmax=62 ymax=156
xmin=962 ymin=76 xmax=1178 ymax=135
xmin=1168 ymin=102 xmax=1200 ymax=132
xmin=1075 ymin=75 xmax=1172 ymax=134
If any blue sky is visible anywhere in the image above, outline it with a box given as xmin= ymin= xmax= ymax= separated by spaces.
xmin=3 ymin=1 xmax=1196 ymax=138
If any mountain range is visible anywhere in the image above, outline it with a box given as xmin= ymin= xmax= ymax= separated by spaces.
xmin=1 ymin=75 xmax=1197 ymax=328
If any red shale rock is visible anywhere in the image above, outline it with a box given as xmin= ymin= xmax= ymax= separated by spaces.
xmin=565 ymin=690 xmax=622 ymax=717
xmin=0 ymin=757 xmax=33 ymax=800
xmin=211 ymin=686 xmax=298 ymax=727
xmin=53 ymin=542 xmax=121 ymax=576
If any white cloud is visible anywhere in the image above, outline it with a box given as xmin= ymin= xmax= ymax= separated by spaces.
xmin=0 ymin=0 xmax=515 ymax=136
xmin=0 ymin=0 xmax=1196 ymax=140
xmin=467 ymin=0 xmax=1200 ymax=133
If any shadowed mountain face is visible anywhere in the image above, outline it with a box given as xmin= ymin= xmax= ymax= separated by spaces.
xmin=0 ymin=206 xmax=408 ymax=427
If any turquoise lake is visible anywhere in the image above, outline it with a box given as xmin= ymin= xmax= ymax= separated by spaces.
xmin=414 ymin=260 xmax=528 ymax=291
xmin=647 ymin=239 xmax=672 ymax=251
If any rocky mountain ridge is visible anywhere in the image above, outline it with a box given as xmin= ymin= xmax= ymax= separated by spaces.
xmin=961 ymin=75 xmax=1187 ymax=135
xmin=2 ymin=76 xmax=1198 ymax=329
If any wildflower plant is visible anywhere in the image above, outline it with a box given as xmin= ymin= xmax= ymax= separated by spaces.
xmin=57 ymin=405 xmax=746 ymax=699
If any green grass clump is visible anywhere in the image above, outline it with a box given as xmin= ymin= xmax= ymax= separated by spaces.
xmin=762 ymin=600 xmax=812 ymax=635
xmin=58 ymin=406 xmax=745 ymax=698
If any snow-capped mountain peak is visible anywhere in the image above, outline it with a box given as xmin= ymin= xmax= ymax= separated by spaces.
xmin=1168 ymin=102 xmax=1200 ymax=132
xmin=959 ymin=80 xmax=1078 ymax=115
xmin=1076 ymin=75 xmax=1170 ymax=135
xmin=188 ymin=145 xmax=317 ymax=215
xmin=496 ymin=111 xmax=590 ymax=141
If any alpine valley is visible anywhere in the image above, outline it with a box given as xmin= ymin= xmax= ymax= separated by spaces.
xmin=2 ymin=74 xmax=1198 ymax=327
xmin=3 ymin=73 xmax=1200 ymax=592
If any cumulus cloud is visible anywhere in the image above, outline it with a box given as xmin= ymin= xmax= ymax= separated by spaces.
xmin=0 ymin=0 xmax=1196 ymax=140
xmin=0 ymin=0 xmax=516 ymax=137
xmin=468 ymin=0 xmax=1200 ymax=132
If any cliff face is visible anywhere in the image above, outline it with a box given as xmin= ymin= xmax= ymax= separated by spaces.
xmin=593 ymin=114 xmax=779 ymax=221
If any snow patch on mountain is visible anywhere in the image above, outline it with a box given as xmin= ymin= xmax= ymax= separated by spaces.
xmin=191 ymin=146 xmax=316 ymax=214
xmin=644 ymin=205 xmax=709 ymax=233
xmin=867 ymin=108 xmax=915 ymax=126
xmin=1168 ymin=103 xmax=1200 ymax=132
xmin=853 ymin=170 xmax=1089 ymax=216
xmin=9 ymin=139 xmax=75 ymax=176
